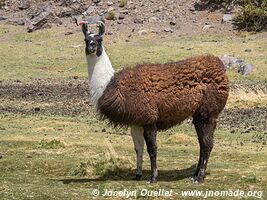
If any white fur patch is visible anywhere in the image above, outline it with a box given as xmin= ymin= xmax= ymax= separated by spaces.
xmin=86 ymin=47 xmax=114 ymax=108
xmin=131 ymin=126 xmax=144 ymax=175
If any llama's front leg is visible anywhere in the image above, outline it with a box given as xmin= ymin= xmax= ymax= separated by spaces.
xmin=143 ymin=124 xmax=158 ymax=183
xmin=131 ymin=126 xmax=144 ymax=180
xmin=193 ymin=116 xmax=216 ymax=183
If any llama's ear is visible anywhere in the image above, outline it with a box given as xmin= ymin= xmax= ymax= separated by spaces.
xmin=98 ymin=21 xmax=105 ymax=36
xmin=79 ymin=21 xmax=88 ymax=37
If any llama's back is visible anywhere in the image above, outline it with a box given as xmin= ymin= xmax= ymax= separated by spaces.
xmin=98 ymin=55 xmax=229 ymax=129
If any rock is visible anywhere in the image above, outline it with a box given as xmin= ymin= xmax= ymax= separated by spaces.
xmin=138 ymin=29 xmax=148 ymax=35
xmin=34 ymin=107 xmax=40 ymax=112
xmin=118 ymin=13 xmax=125 ymax=20
xmin=58 ymin=7 xmax=74 ymax=17
xmin=222 ymin=14 xmax=233 ymax=23
xmin=107 ymin=1 xmax=113 ymax=6
xmin=170 ymin=21 xmax=176 ymax=26
xmin=120 ymin=9 xmax=129 ymax=14
xmin=27 ymin=6 xmax=62 ymax=32
xmin=18 ymin=0 xmax=30 ymax=10
xmin=189 ymin=7 xmax=195 ymax=11
xmin=164 ymin=28 xmax=173 ymax=33
xmin=10 ymin=18 xmax=25 ymax=25
xmin=238 ymin=63 xmax=253 ymax=76
xmin=148 ymin=16 xmax=158 ymax=23
xmin=0 ymin=16 xmax=8 ymax=21
xmin=93 ymin=0 xmax=101 ymax=4
xmin=134 ymin=17 xmax=143 ymax=24
xmin=83 ymin=4 xmax=96 ymax=16
xmin=107 ymin=7 xmax=114 ymax=12
xmin=65 ymin=31 xmax=73 ymax=35
xmin=219 ymin=55 xmax=243 ymax=69
xmin=245 ymin=49 xmax=252 ymax=52
xmin=202 ymin=24 xmax=214 ymax=30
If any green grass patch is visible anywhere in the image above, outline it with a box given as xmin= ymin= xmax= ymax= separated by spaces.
xmin=0 ymin=24 xmax=266 ymax=81
xmin=0 ymin=113 xmax=266 ymax=199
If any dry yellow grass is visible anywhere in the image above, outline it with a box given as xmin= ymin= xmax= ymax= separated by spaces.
xmin=227 ymin=88 xmax=267 ymax=108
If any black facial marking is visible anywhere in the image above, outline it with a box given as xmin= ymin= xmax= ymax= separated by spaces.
xmin=84 ymin=35 xmax=103 ymax=56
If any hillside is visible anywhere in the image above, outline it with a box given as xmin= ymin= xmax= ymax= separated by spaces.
xmin=0 ymin=0 xmax=236 ymax=35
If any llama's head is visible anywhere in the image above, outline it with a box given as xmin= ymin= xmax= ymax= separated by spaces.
xmin=80 ymin=20 xmax=105 ymax=57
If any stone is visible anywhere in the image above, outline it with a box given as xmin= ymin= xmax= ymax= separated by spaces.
xmin=0 ymin=16 xmax=8 ymax=21
xmin=170 ymin=21 xmax=176 ymax=26
xmin=58 ymin=7 xmax=74 ymax=17
xmin=245 ymin=49 xmax=252 ymax=52
xmin=189 ymin=7 xmax=195 ymax=11
xmin=65 ymin=31 xmax=73 ymax=35
xmin=219 ymin=55 xmax=243 ymax=69
xmin=222 ymin=14 xmax=233 ymax=23
xmin=19 ymin=0 xmax=30 ymax=10
xmin=118 ymin=13 xmax=125 ymax=20
xmin=107 ymin=7 xmax=114 ymax=12
xmin=11 ymin=18 xmax=25 ymax=25
xmin=164 ymin=28 xmax=173 ymax=33
xmin=93 ymin=0 xmax=101 ymax=4
xmin=107 ymin=1 xmax=113 ymax=6
xmin=83 ymin=4 xmax=96 ymax=16
xmin=238 ymin=63 xmax=253 ymax=76
xmin=27 ymin=6 xmax=62 ymax=32
xmin=134 ymin=17 xmax=143 ymax=24
xmin=202 ymin=24 xmax=214 ymax=30
xmin=148 ymin=16 xmax=158 ymax=23
xmin=138 ymin=29 xmax=148 ymax=35
xmin=120 ymin=9 xmax=129 ymax=14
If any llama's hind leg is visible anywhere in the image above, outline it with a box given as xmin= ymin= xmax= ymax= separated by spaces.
xmin=131 ymin=126 xmax=144 ymax=180
xmin=192 ymin=116 xmax=217 ymax=183
xmin=143 ymin=124 xmax=158 ymax=183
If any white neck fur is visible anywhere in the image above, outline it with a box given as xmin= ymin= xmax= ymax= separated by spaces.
xmin=86 ymin=47 xmax=115 ymax=108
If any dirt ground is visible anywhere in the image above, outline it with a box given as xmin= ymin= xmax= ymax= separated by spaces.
xmin=1 ymin=79 xmax=266 ymax=133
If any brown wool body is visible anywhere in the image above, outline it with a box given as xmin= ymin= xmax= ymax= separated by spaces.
xmin=98 ymin=55 xmax=229 ymax=130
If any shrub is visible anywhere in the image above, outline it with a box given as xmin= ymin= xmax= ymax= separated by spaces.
xmin=35 ymin=139 xmax=65 ymax=149
xmin=0 ymin=0 xmax=6 ymax=8
xmin=196 ymin=0 xmax=267 ymax=31
xmin=119 ymin=0 xmax=127 ymax=8
xmin=106 ymin=11 xmax=116 ymax=20
xmin=234 ymin=3 xmax=267 ymax=32
xmin=69 ymin=162 xmax=87 ymax=177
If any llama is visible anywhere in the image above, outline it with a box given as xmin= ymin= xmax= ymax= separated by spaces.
xmin=80 ymin=20 xmax=229 ymax=183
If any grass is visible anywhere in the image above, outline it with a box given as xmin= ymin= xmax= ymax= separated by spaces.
xmin=0 ymin=24 xmax=266 ymax=81
xmin=0 ymin=24 xmax=266 ymax=199
xmin=0 ymin=114 xmax=266 ymax=199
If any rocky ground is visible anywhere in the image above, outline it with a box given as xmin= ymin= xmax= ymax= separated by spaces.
xmin=0 ymin=0 xmax=236 ymax=35
xmin=1 ymin=79 xmax=266 ymax=133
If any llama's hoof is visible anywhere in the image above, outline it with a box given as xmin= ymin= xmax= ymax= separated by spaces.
xmin=133 ymin=174 xmax=142 ymax=180
xmin=192 ymin=176 xmax=204 ymax=184
xmin=147 ymin=177 xmax=157 ymax=184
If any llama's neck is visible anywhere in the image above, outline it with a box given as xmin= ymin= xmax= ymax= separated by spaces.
xmin=86 ymin=47 xmax=115 ymax=108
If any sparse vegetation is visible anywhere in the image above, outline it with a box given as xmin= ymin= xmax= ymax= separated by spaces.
xmin=119 ymin=0 xmax=127 ymax=7
xmin=198 ymin=0 xmax=267 ymax=31
xmin=234 ymin=3 xmax=267 ymax=32
xmin=35 ymin=139 xmax=65 ymax=149
xmin=0 ymin=0 xmax=5 ymax=8
xmin=69 ymin=162 xmax=87 ymax=177
xmin=0 ymin=22 xmax=266 ymax=199
xmin=106 ymin=11 xmax=116 ymax=20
